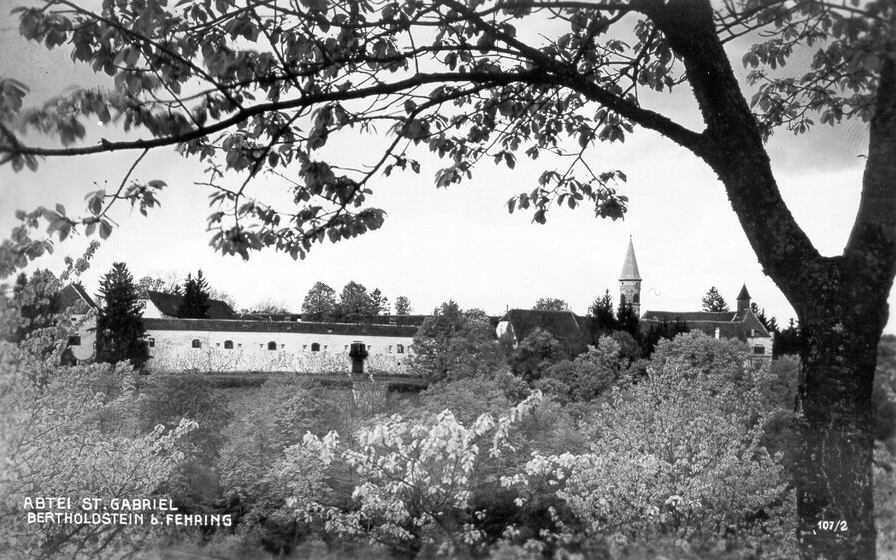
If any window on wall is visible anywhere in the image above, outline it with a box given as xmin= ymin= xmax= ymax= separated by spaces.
xmin=397 ymin=344 xmax=404 ymax=354
xmin=311 ymin=343 xmax=320 ymax=352
xmin=268 ymin=341 xmax=277 ymax=350
xmin=67 ymin=335 xmax=81 ymax=346
xmin=753 ymin=346 xmax=766 ymax=355
xmin=224 ymin=340 xmax=234 ymax=350
xmin=191 ymin=339 xmax=201 ymax=348
xmin=148 ymin=337 xmax=155 ymax=348
xmin=388 ymin=345 xmax=393 ymax=353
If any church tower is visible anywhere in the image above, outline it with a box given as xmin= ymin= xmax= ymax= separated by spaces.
xmin=619 ymin=237 xmax=642 ymax=315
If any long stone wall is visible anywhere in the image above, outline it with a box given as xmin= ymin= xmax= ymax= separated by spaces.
xmin=144 ymin=323 xmax=415 ymax=375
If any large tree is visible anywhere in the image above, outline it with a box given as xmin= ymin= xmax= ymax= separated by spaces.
xmin=301 ymin=281 xmax=337 ymax=322
xmin=335 ymin=280 xmax=379 ymax=323
xmin=96 ymin=262 xmax=148 ymax=366
xmin=0 ymin=0 xmax=894 ymax=556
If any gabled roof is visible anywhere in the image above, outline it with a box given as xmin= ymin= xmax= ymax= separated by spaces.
xmin=498 ymin=309 xmax=592 ymax=346
xmin=641 ymin=309 xmax=770 ymax=341
xmin=143 ymin=318 xmax=417 ymax=337
xmin=619 ymin=237 xmax=641 ymax=281
xmin=57 ymin=283 xmax=97 ymax=312
xmin=144 ymin=290 xmax=236 ymax=319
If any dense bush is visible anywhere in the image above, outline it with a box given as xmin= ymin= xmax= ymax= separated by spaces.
xmin=504 ymin=353 xmax=795 ymax=557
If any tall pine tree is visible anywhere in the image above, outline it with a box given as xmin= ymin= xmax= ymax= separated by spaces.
xmin=701 ymin=287 xmax=730 ymax=313
xmin=177 ymin=270 xmax=210 ymax=319
xmin=96 ymin=262 xmax=148 ymax=366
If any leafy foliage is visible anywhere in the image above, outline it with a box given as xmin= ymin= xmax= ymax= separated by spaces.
xmin=504 ymin=340 xmax=793 ymax=554
xmin=136 ymin=373 xmax=234 ymax=510
xmin=532 ymin=298 xmax=568 ymax=312
xmin=302 ymin=392 xmax=544 ymax=557
xmin=301 ymin=281 xmax=337 ymax=322
xmin=394 ymin=295 xmax=412 ymax=316
xmin=334 ymin=281 xmax=380 ymax=323
xmin=410 ymin=301 xmax=505 ymax=382
xmin=508 ymin=327 xmax=566 ymax=382
xmin=537 ymin=336 xmax=628 ymax=403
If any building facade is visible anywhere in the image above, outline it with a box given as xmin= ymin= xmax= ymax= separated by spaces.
xmin=143 ymin=317 xmax=416 ymax=374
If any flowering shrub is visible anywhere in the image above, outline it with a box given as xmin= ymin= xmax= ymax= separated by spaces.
xmin=298 ymin=392 xmax=543 ymax=556
xmin=503 ymin=356 xmax=795 ymax=556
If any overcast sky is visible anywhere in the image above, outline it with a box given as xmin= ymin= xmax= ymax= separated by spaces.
xmin=1 ymin=6 xmax=891 ymax=333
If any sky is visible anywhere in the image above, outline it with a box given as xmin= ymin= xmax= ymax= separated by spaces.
xmin=0 ymin=4 xmax=891 ymax=333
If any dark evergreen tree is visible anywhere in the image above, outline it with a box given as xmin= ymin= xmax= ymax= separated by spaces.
xmin=774 ymin=318 xmax=801 ymax=358
xmin=701 ymin=286 xmax=730 ymax=312
xmin=616 ymin=301 xmax=640 ymax=337
xmin=96 ymin=262 xmax=148 ymax=366
xmin=177 ymin=270 xmax=210 ymax=319
xmin=588 ymin=289 xmax=618 ymax=342
xmin=751 ymin=302 xmax=779 ymax=333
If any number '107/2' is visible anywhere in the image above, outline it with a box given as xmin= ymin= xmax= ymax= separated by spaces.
xmin=817 ymin=520 xmax=848 ymax=532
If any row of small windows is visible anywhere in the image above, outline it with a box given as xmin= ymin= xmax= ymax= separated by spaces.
xmin=186 ymin=340 xmax=406 ymax=353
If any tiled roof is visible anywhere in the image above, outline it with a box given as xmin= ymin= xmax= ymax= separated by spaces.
xmin=145 ymin=290 xmax=236 ymax=319
xmin=498 ymin=309 xmax=592 ymax=345
xmin=143 ymin=318 xmax=418 ymax=337
xmin=57 ymin=283 xmax=97 ymax=312
xmin=641 ymin=309 xmax=770 ymax=341
xmin=737 ymin=284 xmax=751 ymax=301
xmin=619 ymin=237 xmax=641 ymax=281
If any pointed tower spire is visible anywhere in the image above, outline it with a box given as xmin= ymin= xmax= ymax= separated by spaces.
xmin=619 ymin=236 xmax=642 ymax=315
xmin=619 ymin=236 xmax=641 ymax=281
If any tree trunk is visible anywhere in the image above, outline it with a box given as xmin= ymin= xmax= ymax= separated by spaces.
xmin=645 ymin=4 xmax=896 ymax=556
xmin=794 ymin=274 xmax=883 ymax=558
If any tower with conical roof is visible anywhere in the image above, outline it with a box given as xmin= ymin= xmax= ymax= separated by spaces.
xmin=619 ymin=237 xmax=642 ymax=315
xmin=736 ymin=283 xmax=751 ymax=314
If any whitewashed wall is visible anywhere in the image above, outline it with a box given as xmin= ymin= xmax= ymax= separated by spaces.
xmin=68 ymin=313 xmax=96 ymax=362
xmin=144 ymin=327 xmax=415 ymax=374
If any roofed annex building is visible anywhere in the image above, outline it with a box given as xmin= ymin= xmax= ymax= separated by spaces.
xmin=496 ymin=238 xmax=774 ymax=358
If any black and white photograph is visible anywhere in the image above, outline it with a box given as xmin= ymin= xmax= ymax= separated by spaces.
xmin=1 ymin=0 xmax=894 ymax=558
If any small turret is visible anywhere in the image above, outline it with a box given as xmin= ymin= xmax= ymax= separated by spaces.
xmin=736 ymin=284 xmax=751 ymax=314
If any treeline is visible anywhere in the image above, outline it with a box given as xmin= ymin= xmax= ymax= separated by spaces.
xmin=300 ymin=281 xmax=411 ymax=322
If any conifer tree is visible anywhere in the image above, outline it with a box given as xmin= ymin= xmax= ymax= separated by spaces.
xmin=616 ymin=301 xmax=640 ymax=337
xmin=177 ymin=270 xmax=210 ymax=319
xmin=701 ymin=287 xmax=730 ymax=313
xmin=589 ymin=290 xmax=618 ymax=337
xmin=96 ymin=262 xmax=148 ymax=366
